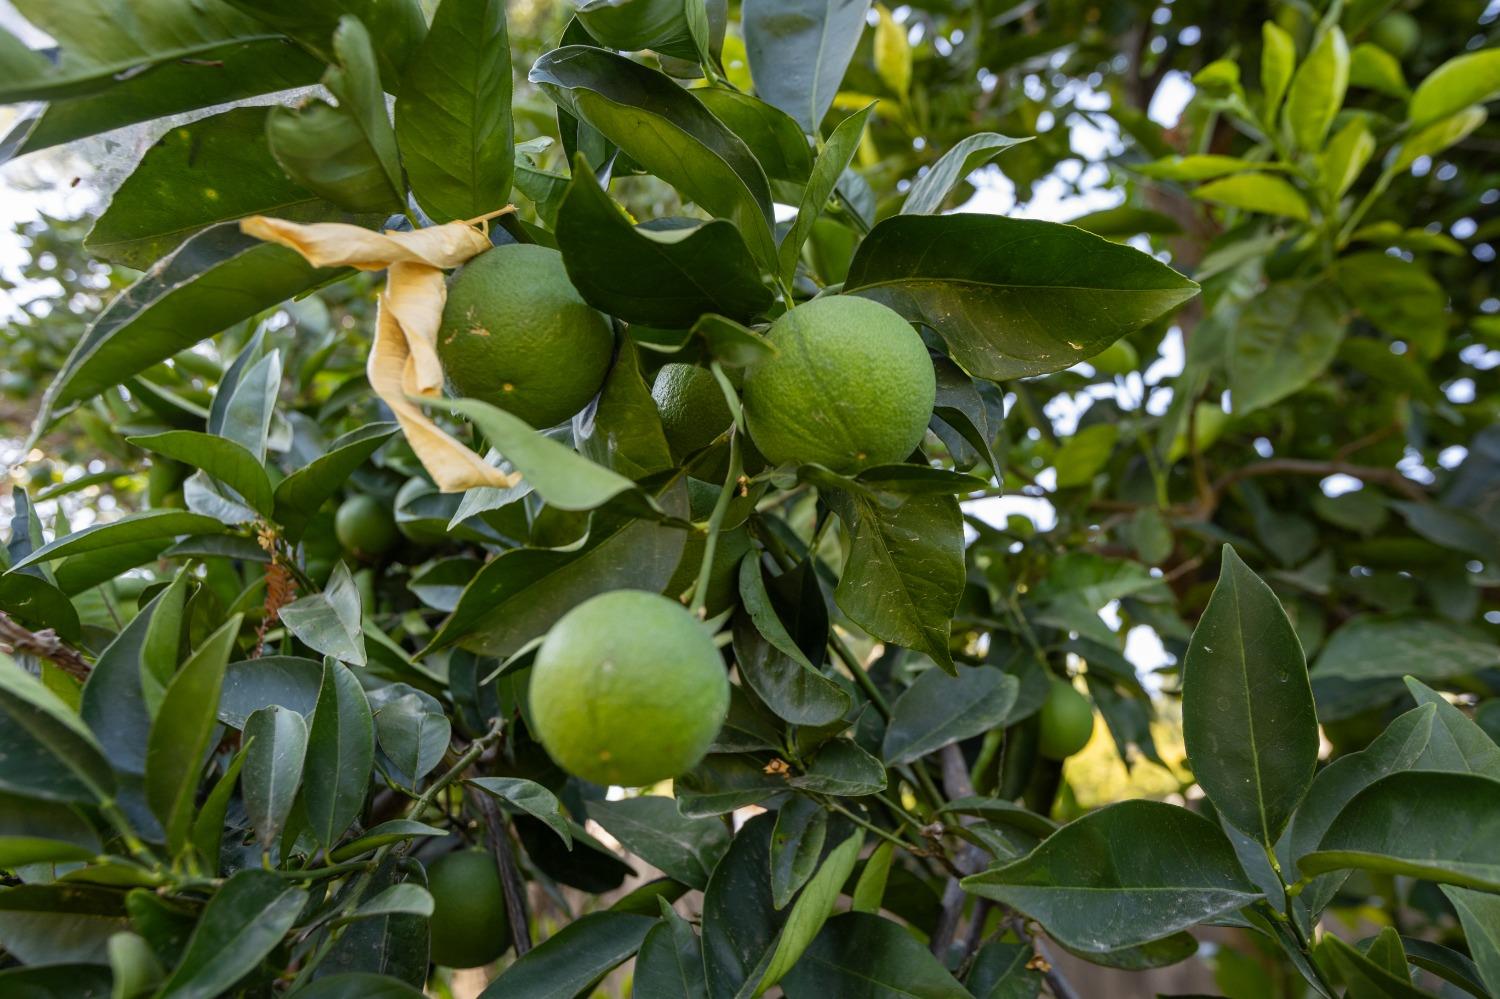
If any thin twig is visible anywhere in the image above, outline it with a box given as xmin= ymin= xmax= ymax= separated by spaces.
xmin=475 ymin=788 xmax=533 ymax=956
xmin=0 ymin=611 xmax=90 ymax=678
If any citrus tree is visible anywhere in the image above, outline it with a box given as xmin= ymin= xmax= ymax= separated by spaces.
xmin=1 ymin=0 xmax=1498 ymax=997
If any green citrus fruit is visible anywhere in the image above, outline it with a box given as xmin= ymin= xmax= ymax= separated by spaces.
xmin=437 ymin=243 xmax=614 ymax=429
xmin=743 ymin=296 xmax=935 ymax=473
xmin=529 ymin=590 xmax=729 ymax=786
xmin=1089 ymin=339 xmax=1139 ymax=376
xmin=425 ymin=849 xmax=511 ymax=968
xmin=334 ymin=494 xmax=399 ymax=558
xmin=1038 ymin=678 xmax=1095 ymax=760
xmin=652 ymin=363 xmax=732 ymax=456
xmin=1369 ymin=12 xmax=1419 ymax=58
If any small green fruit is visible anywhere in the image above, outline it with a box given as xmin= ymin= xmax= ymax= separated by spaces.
xmin=426 ymin=849 xmax=511 ymax=968
xmin=1038 ymin=678 xmax=1095 ymax=760
xmin=334 ymin=494 xmax=399 ymax=558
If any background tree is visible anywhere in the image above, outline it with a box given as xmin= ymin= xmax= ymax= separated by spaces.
xmin=0 ymin=0 xmax=1497 ymax=997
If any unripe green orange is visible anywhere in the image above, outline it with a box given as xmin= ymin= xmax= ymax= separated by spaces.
xmin=334 ymin=494 xmax=398 ymax=558
xmin=1089 ymin=339 xmax=1139 ymax=376
xmin=1038 ymin=678 xmax=1095 ymax=760
xmin=425 ymin=849 xmax=511 ymax=968
xmin=652 ymin=363 xmax=732 ymax=457
xmin=437 ymin=243 xmax=614 ymax=429
xmin=528 ymin=590 xmax=728 ymax=786
xmin=742 ymin=296 xmax=935 ymax=473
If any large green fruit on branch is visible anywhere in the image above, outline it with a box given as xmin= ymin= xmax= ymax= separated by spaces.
xmin=425 ymin=848 xmax=511 ymax=969
xmin=437 ymin=243 xmax=614 ymax=429
xmin=652 ymin=362 xmax=733 ymax=457
xmin=528 ymin=590 xmax=729 ymax=786
xmin=743 ymin=296 xmax=936 ymax=473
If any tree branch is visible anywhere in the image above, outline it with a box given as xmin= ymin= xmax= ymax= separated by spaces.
xmin=0 ymin=612 xmax=90 ymax=679
xmin=474 ymin=785 xmax=533 ymax=956
xmin=1203 ymin=458 xmax=1429 ymax=514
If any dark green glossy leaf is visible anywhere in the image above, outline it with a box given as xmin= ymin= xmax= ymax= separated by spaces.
xmin=35 ymin=223 xmax=340 ymax=426
xmin=734 ymin=556 xmax=850 ymax=726
xmin=882 ymin=665 xmax=1018 ymax=766
xmin=1404 ymin=677 xmax=1500 ymax=777
xmin=966 ymin=939 xmax=1043 ymax=998
xmin=145 ymin=615 xmax=239 ymax=854
xmin=128 ymin=431 xmax=274 ymax=516
xmin=191 ymin=743 xmax=245 ymax=873
xmin=395 ymin=0 xmax=513 ymax=223
xmin=788 ymin=739 xmax=887 ymax=796
xmin=780 ymin=911 xmax=969 ymax=998
xmin=1316 ymin=933 xmax=1425 ymax=999
xmin=477 ymin=911 xmax=656 ymax=998
xmin=702 ymin=812 xmax=784 ymax=999
xmin=586 ymin=794 xmax=729 ymax=889
xmin=469 ymin=776 xmax=572 ymax=848
xmin=87 ymin=107 xmax=333 ymax=270
xmin=0 ymin=883 xmax=127 ymax=966
xmin=1300 ymin=771 xmax=1500 ymax=890
xmin=156 ymin=869 xmax=307 ymax=999
xmin=576 ymin=337 xmax=675 ymax=479
xmin=219 ymin=655 xmax=323 ymax=728
xmin=372 ymin=689 xmax=450 ymax=787
xmin=1053 ymin=932 xmax=1198 ymax=971
xmin=0 ymin=651 xmax=116 ymax=804
xmin=329 ymin=820 xmax=446 ymax=863
xmin=530 ymin=46 xmax=775 ymax=267
xmin=741 ymin=0 xmax=870 ymax=133
xmin=291 ymin=973 xmax=426 ymax=999
xmin=826 ymin=490 xmax=965 ymax=673
xmin=302 ymin=658 xmax=376 ymax=849
xmin=757 ymin=829 xmax=864 ymax=993
xmin=1182 ymin=545 xmax=1317 ymax=845
xmin=845 ymin=214 xmax=1198 ymax=380
xmin=1314 ymin=617 xmax=1500 ymax=684
xmin=7 ymin=509 xmax=226 ymax=572
xmin=243 ymin=705 xmax=308 ymax=849
xmin=961 ymin=799 xmax=1261 ymax=953
xmin=1441 ymin=887 xmax=1500 ymax=998
xmin=0 ymin=791 xmax=99 ymax=867
xmin=273 ymin=423 xmax=398 ymax=542
xmin=771 ymin=796 xmax=828 ymax=909
xmin=1229 ymin=280 xmax=1346 ymax=414
xmin=695 ymin=88 xmax=812 ymax=182
xmin=634 ymin=902 xmax=707 ymax=999
xmin=0 ymin=571 xmax=79 ymax=640
xmin=557 ymin=165 xmax=772 ymax=327
xmin=220 ymin=0 xmax=426 ymax=92
xmin=1400 ymin=936 xmax=1487 ymax=998
xmin=901 ymin=132 xmax=1029 ymax=216
xmin=778 ymin=103 xmax=872 ymax=283
xmin=677 ymin=753 xmax=790 ymax=816
xmin=279 ymin=562 xmax=366 ymax=667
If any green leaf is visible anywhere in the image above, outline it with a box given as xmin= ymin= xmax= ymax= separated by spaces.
xmin=219 ymin=655 xmax=323 ymax=729
xmin=778 ymin=103 xmax=873 ymax=283
xmin=677 ymin=753 xmax=790 ymax=817
xmin=469 ymin=777 xmax=573 ymax=848
xmin=1317 ymin=934 xmax=1426 ymax=999
xmin=902 ymin=132 xmax=1029 ymax=215
xmin=477 ymin=911 xmax=656 ymax=998
xmin=882 ymin=666 xmax=1018 ymax=766
xmin=779 ymin=912 xmax=969 ymax=998
xmin=1053 ymin=423 xmax=1118 ymax=489
xmin=273 ymin=423 xmax=398 ymax=542
xmin=279 ymin=562 xmax=367 ymax=667
xmin=962 ymin=799 xmax=1261 ymax=953
xmin=1136 ymin=154 xmax=1288 ymax=182
xmin=0 ymin=0 xmax=277 ymax=102
xmin=1349 ymin=42 xmax=1409 ymax=98
xmin=634 ymin=902 xmax=707 ymax=999
xmin=695 ymin=88 xmax=813 ymax=183
xmin=292 ymin=973 xmax=426 ymax=999
xmin=220 ymin=0 xmax=426 ymax=91
xmin=850 ymin=840 xmax=894 ymax=914
xmin=1183 ymin=545 xmax=1317 ymax=845
xmin=1319 ymin=118 xmax=1376 ymax=198
xmin=577 ymin=338 xmax=675 ymax=479
xmin=826 ymin=490 xmax=965 ymax=673
xmin=1262 ymin=21 xmax=1296 ymax=118
xmin=1284 ymin=26 xmax=1350 ymax=151
xmin=0 ymin=791 xmax=99 ymax=867
xmin=156 ymin=869 xmax=307 ymax=999
xmin=1335 ymin=252 xmax=1448 ymax=357
xmin=1408 ymin=47 xmax=1500 ymax=127
xmin=425 ymin=491 xmax=688 ymax=657
xmin=788 ymin=739 xmax=888 ymax=796
xmin=530 ymin=46 xmax=776 ymax=267
xmin=6 ymin=509 xmax=226 ymax=572
xmin=334 ymin=883 xmax=434 ymax=925
xmin=5 ymin=39 xmax=322 ymax=159
xmin=372 ymin=691 xmax=450 ymax=788
xmin=756 ymin=830 xmax=864 ymax=995
xmin=1404 ymin=677 xmax=1500 ymax=777
xmin=1400 ymin=937 xmax=1487 ymax=998
xmin=1299 ymin=771 xmax=1500 ymax=890
xmin=1313 ymin=617 xmax=1499 ymax=684
xmin=1229 ymin=279 xmax=1345 ymax=413
xmin=585 ymin=795 xmax=729 ymax=890
xmin=1194 ymin=173 xmax=1312 ymax=221
xmin=734 ymin=556 xmax=851 ymax=727
xmin=575 ymin=0 xmax=698 ymax=60
xmin=395 ymin=0 xmax=514 ymax=223
xmin=145 ymin=615 xmax=240 ymax=854
xmin=702 ymin=812 xmax=785 ymax=998
xmin=1287 ymin=703 xmax=1440 ymax=916
xmin=86 ymin=107 xmax=334 ymax=270
xmin=844 ymin=214 xmax=1199 ymax=380
xmin=0 ymin=883 xmax=127 ymax=966
xmin=265 ymin=17 xmax=403 ymax=214
xmin=302 ymin=658 xmax=376 ymax=849
xmin=328 ymin=820 xmax=446 ymax=863
xmin=771 ymin=797 xmax=828 ymax=910
xmin=128 ymin=431 xmax=274 ymax=517
xmin=34 ymin=223 xmax=340 ymax=427
xmin=192 ymin=742 xmax=246 ymax=873
xmin=556 ymin=164 xmax=771 ymax=327
xmin=1441 ymin=886 xmax=1500 ymax=998
xmin=216 ymin=348 xmax=281 ymax=461
xmin=242 ymin=705 xmax=309 ymax=849
xmin=741 ymin=0 xmax=870 ymax=133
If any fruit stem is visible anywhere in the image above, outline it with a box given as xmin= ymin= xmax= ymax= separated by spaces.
xmin=689 ymin=431 xmax=743 ymax=618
